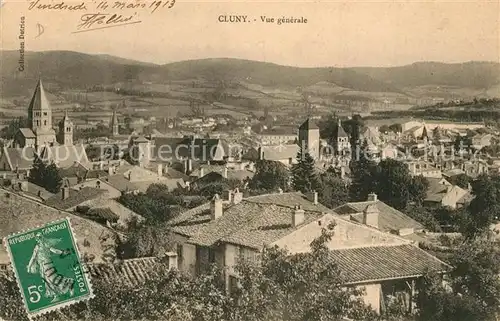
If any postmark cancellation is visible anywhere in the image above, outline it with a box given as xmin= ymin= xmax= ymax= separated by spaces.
xmin=3 ymin=218 xmax=93 ymax=318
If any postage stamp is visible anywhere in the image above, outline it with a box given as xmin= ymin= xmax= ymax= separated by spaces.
xmin=3 ymin=218 xmax=93 ymax=318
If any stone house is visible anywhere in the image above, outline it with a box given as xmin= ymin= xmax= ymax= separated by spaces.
xmin=169 ymin=191 xmax=448 ymax=314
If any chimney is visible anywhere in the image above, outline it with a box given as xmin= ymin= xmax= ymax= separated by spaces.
xmin=210 ymin=194 xmax=223 ymax=220
xmin=199 ymin=167 xmax=205 ymax=178
xmin=306 ymin=191 xmax=318 ymax=205
xmin=363 ymin=204 xmax=379 ymax=229
xmin=223 ymin=190 xmax=233 ymax=203
xmin=26 ymin=169 xmax=30 ymax=178
xmin=367 ymin=193 xmax=378 ymax=202
xmin=340 ymin=166 xmax=345 ymax=179
xmin=258 ymin=146 xmax=264 ymax=160
xmin=239 ymin=162 xmax=245 ymax=170
xmin=232 ymin=188 xmax=243 ymax=204
xmin=292 ymin=205 xmax=305 ymax=227
xmin=157 ymin=164 xmax=163 ymax=177
xmin=99 ymin=161 xmax=104 ymax=170
xmin=62 ymin=186 xmax=70 ymax=200
xmin=19 ymin=181 xmax=28 ymax=192
xmin=223 ymin=166 xmax=228 ymax=179
xmin=278 ymin=187 xmax=283 ymax=194
xmin=108 ymin=166 xmax=113 ymax=176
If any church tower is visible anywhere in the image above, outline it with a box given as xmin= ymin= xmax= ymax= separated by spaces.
xmin=110 ymin=109 xmax=119 ymax=136
xmin=27 ymin=79 xmax=57 ymax=147
xmin=298 ymin=118 xmax=320 ymax=159
xmin=58 ymin=110 xmax=74 ymax=146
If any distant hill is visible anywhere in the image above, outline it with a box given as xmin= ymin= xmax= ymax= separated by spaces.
xmin=351 ymin=61 xmax=500 ymax=89
xmin=1 ymin=50 xmax=499 ymax=100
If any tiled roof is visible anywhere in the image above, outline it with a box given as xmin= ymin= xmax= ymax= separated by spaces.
xmin=27 ymin=79 xmax=51 ymax=111
xmin=326 ymin=244 xmax=450 ymax=284
xmin=2 ymin=147 xmax=36 ymax=170
xmin=79 ymin=197 xmax=144 ymax=224
xmin=0 ymin=188 xmax=117 ymax=264
xmin=170 ymin=192 xmax=331 ymax=248
xmin=38 ymin=144 xmax=90 ymax=168
xmin=88 ymin=257 xmax=158 ymax=287
xmin=19 ymin=128 xmax=36 ymax=139
xmin=45 ymin=187 xmax=106 ymax=210
xmin=335 ymin=201 xmax=424 ymax=232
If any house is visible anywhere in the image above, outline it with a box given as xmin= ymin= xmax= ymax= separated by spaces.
xmin=44 ymin=186 xmax=107 ymax=211
xmin=71 ymin=178 xmax=122 ymax=199
xmin=0 ymin=188 xmax=118 ymax=268
xmin=106 ymin=164 xmax=185 ymax=194
xmin=334 ymin=193 xmax=424 ymax=236
xmin=169 ymin=191 xmax=448 ymax=314
xmin=406 ymin=160 xmax=442 ymax=178
xmin=424 ymin=178 xmax=470 ymax=209
xmin=256 ymin=127 xmax=297 ymax=146
xmin=242 ymin=145 xmax=299 ymax=166
xmin=471 ymin=133 xmax=493 ymax=150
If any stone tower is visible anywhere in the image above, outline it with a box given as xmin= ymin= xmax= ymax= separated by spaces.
xmin=110 ymin=109 xmax=119 ymax=136
xmin=27 ymin=79 xmax=57 ymax=147
xmin=58 ymin=110 xmax=74 ymax=146
xmin=298 ymin=118 xmax=320 ymax=159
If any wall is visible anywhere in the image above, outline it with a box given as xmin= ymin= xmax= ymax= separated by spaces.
xmin=358 ymin=283 xmax=381 ymax=314
xmin=273 ymin=214 xmax=408 ymax=254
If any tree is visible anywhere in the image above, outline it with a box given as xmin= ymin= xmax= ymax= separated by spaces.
xmin=233 ymin=224 xmax=377 ymax=321
xmin=117 ymin=221 xmax=176 ymax=259
xmin=418 ymin=239 xmax=500 ymax=321
xmin=0 ymin=117 xmax=29 ymax=140
xmin=349 ymin=154 xmax=378 ymax=202
xmin=448 ymin=173 xmax=471 ymax=189
xmin=459 ymin=174 xmax=500 ymax=239
xmin=388 ymin=123 xmax=402 ymax=133
xmin=249 ymin=160 xmax=290 ymax=192
xmin=28 ymin=157 xmax=63 ymax=193
xmin=342 ymin=114 xmax=365 ymax=149
xmin=317 ymin=171 xmax=349 ymax=208
xmin=349 ymin=158 xmax=428 ymax=209
xmin=118 ymin=192 xmax=173 ymax=224
xmin=291 ymin=150 xmax=319 ymax=193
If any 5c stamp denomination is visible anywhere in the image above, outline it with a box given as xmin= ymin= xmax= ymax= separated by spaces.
xmin=3 ymin=218 xmax=93 ymax=318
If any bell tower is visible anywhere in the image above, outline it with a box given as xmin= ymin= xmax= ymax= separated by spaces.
xmin=58 ymin=110 xmax=74 ymax=146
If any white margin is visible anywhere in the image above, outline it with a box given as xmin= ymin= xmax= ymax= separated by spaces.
xmin=3 ymin=217 xmax=95 ymax=320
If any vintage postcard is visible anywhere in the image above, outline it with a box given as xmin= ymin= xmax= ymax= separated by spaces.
xmin=4 ymin=218 xmax=93 ymax=318
xmin=0 ymin=0 xmax=500 ymax=321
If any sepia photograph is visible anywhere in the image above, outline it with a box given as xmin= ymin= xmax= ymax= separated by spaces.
xmin=0 ymin=0 xmax=499 ymax=320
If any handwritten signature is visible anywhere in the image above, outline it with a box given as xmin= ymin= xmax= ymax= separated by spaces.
xmin=74 ymin=12 xmax=141 ymax=33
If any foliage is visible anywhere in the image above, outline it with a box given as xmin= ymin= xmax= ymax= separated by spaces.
xmin=117 ymin=220 xmax=176 ymax=259
xmin=28 ymin=157 xmax=63 ymax=193
xmin=0 ymin=117 xmax=29 ymax=140
xmin=447 ymin=173 xmax=471 ymax=189
xmin=459 ymin=174 xmax=500 ymax=239
xmin=403 ymin=204 xmax=442 ymax=232
xmin=118 ymin=192 xmax=174 ymax=224
xmin=349 ymin=158 xmax=428 ymax=210
xmin=74 ymin=123 xmax=112 ymax=140
xmin=291 ymin=150 xmax=320 ymax=193
xmin=317 ymin=170 xmax=349 ymax=209
xmin=417 ymin=239 xmax=500 ymax=321
xmin=342 ymin=114 xmax=365 ymax=149
xmin=1 ymin=225 xmax=379 ymax=321
xmin=249 ymin=160 xmax=290 ymax=192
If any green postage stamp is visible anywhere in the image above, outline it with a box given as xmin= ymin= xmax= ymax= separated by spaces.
xmin=4 ymin=218 xmax=93 ymax=318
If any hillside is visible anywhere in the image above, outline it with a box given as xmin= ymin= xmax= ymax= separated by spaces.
xmin=1 ymin=50 xmax=499 ymax=103
xmin=351 ymin=61 xmax=500 ymax=89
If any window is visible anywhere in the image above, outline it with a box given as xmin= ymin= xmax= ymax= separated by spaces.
xmin=43 ymin=120 xmax=47 ymax=126
xmin=67 ymin=127 xmax=71 ymax=132
xmin=43 ymin=112 xmax=47 ymax=116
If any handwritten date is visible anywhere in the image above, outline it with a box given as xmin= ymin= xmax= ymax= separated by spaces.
xmin=77 ymin=12 xmax=138 ymax=30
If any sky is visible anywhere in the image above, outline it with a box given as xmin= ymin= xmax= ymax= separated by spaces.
xmin=1 ymin=0 xmax=499 ymax=67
